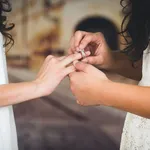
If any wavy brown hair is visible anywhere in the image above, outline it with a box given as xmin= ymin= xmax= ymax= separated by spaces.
xmin=120 ymin=0 xmax=150 ymax=61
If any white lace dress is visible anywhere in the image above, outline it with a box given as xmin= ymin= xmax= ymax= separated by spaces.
xmin=120 ymin=45 xmax=150 ymax=150
xmin=0 ymin=34 xmax=18 ymax=149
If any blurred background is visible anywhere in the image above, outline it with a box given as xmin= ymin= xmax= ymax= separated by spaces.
xmin=6 ymin=0 xmax=136 ymax=149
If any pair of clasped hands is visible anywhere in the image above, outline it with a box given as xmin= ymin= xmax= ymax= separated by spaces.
xmin=35 ymin=31 xmax=114 ymax=106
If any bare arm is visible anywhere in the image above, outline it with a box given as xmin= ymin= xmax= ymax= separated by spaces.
xmin=0 ymin=82 xmax=40 ymax=106
xmin=107 ymin=52 xmax=142 ymax=81
xmin=99 ymin=81 xmax=150 ymax=119
xmin=0 ymin=52 xmax=88 ymax=107
xmin=69 ymin=62 xmax=150 ymax=119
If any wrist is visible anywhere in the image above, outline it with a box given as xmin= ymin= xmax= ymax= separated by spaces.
xmin=97 ymin=79 xmax=114 ymax=107
xmin=32 ymin=79 xmax=48 ymax=97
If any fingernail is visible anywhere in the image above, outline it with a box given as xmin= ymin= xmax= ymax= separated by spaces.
xmin=77 ymin=100 xmax=80 ymax=105
xmin=85 ymin=51 xmax=91 ymax=56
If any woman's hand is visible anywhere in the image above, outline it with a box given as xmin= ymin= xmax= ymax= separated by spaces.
xmin=69 ymin=61 xmax=110 ymax=106
xmin=34 ymin=52 xmax=90 ymax=97
xmin=68 ymin=31 xmax=116 ymax=70
xmin=69 ymin=31 xmax=142 ymax=81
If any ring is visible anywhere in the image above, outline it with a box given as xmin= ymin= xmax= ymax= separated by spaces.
xmin=79 ymin=49 xmax=86 ymax=59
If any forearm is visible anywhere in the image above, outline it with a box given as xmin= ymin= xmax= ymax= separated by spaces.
xmin=99 ymin=80 xmax=150 ymax=118
xmin=110 ymin=52 xmax=142 ymax=81
xmin=0 ymin=81 xmax=42 ymax=106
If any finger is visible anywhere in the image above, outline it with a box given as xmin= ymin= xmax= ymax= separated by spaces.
xmin=57 ymin=56 xmax=66 ymax=61
xmin=68 ymin=48 xmax=78 ymax=55
xmin=77 ymin=100 xmax=80 ymax=105
xmin=69 ymin=70 xmax=81 ymax=77
xmin=68 ymin=36 xmax=76 ymax=54
xmin=81 ymin=56 xmax=103 ymax=65
xmin=78 ymin=32 xmax=103 ymax=50
xmin=74 ymin=61 xmax=95 ymax=73
xmin=78 ymin=34 xmax=94 ymax=50
xmin=74 ymin=31 xmax=88 ymax=48
xmin=60 ymin=51 xmax=90 ymax=67
xmin=62 ymin=65 xmax=76 ymax=77
xmin=37 ymin=55 xmax=54 ymax=76
xmin=69 ymin=31 xmax=88 ymax=54
xmin=45 ymin=55 xmax=54 ymax=62
xmin=68 ymin=48 xmax=73 ymax=55
xmin=73 ymin=60 xmax=79 ymax=67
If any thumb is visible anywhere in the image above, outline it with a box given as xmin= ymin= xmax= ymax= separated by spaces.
xmin=73 ymin=61 xmax=94 ymax=73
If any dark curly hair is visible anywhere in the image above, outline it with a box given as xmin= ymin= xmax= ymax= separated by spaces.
xmin=120 ymin=0 xmax=150 ymax=61
xmin=0 ymin=0 xmax=14 ymax=48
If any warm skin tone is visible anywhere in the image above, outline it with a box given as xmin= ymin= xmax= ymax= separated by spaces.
xmin=0 ymin=52 xmax=90 ymax=106
xmin=69 ymin=31 xmax=142 ymax=80
xmin=69 ymin=31 xmax=150 ymax=119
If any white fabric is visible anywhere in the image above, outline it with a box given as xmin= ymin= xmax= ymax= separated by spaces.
xmin=0 ymin=34 xmax=18 ymax=150
xmin=120 ymin=45 xmax=150 ymax=150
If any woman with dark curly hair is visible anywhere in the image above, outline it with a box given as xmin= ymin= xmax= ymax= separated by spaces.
xmin=69 ymin=0 xmax=150 ymax=149
xmin=0 ymin=1 xmax=86 ymax=149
